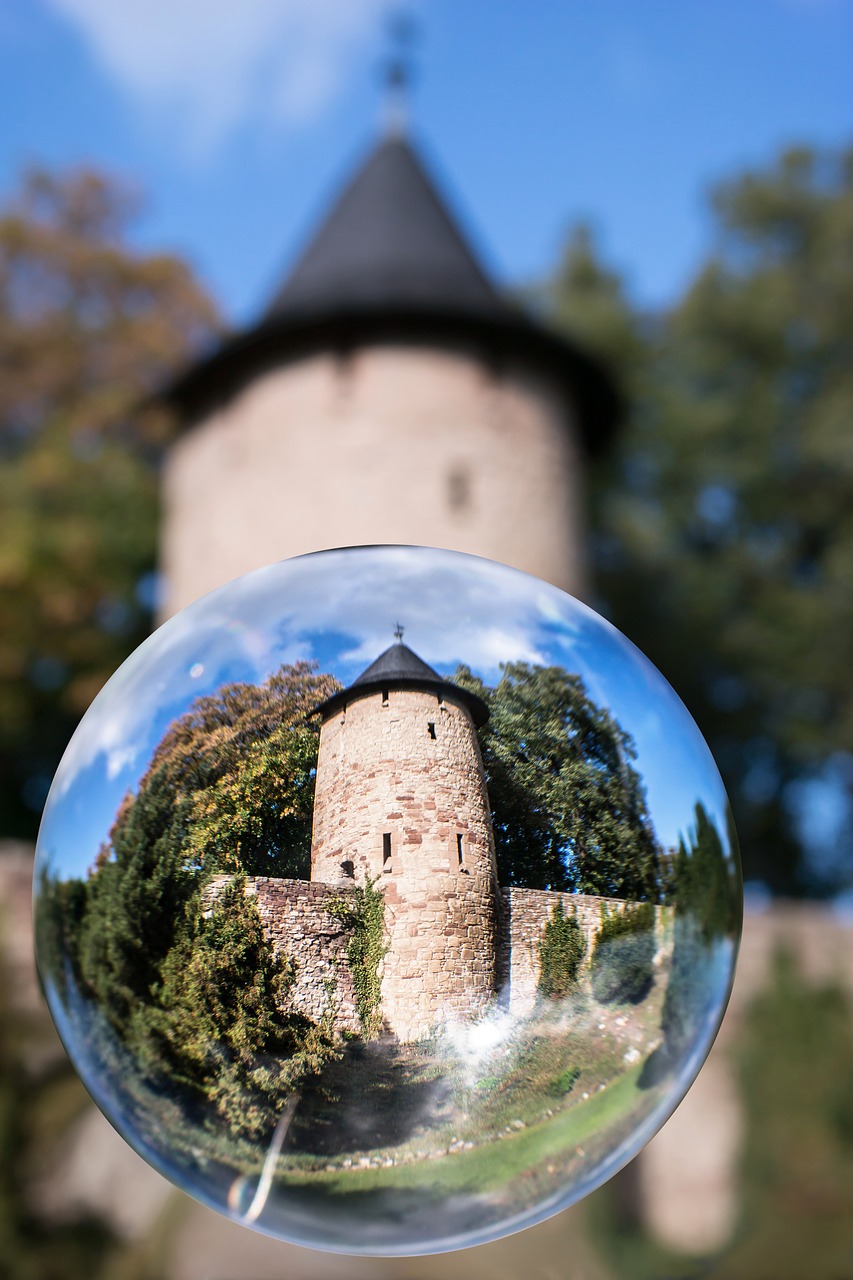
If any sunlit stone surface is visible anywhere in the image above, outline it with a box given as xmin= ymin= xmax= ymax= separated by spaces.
xmin=34 ymin=546 xmax=741 ymax=1255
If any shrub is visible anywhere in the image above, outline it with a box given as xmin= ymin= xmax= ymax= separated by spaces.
xmin=591 ymin=901 xmax=657 ymax=1004
xmin=538 ymin=899 xmax=586 ymax=999
xmin=549 ymin=1066 xmax=581 ymax=1097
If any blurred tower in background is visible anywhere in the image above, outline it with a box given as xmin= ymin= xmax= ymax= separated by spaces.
xmin=159 ymin=124 xmax=619 ymax=618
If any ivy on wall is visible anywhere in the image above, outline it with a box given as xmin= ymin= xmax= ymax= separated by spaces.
xmin=331 ymin=877 xmax=388 ymax=1039
xmin=537 ymin=898 xmax=586 ymax=999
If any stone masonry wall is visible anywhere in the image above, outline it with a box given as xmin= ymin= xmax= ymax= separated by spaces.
xmin=311 ymin=686 xmax=499 ymax=1041
xmin=159 ymin=343 xmax=586 ymax=620
xmin=205 ymin=874 xmax=669 ymax=1042
xmin=381 ymin=872 xmax=498 ymax=1042
xmin=500 ymin=887 xmax=669 ymax=1014
xmin=203 ymin=875 xmax=361 ymax=1035
xmin=311 ymin=687 xmax=497 ymax=885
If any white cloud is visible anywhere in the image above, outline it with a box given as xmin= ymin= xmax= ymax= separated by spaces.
xmin=48 ymin=548 xmax=573 ymax=804
xmin=42 ymin=547 xmax=731 ymax=871
xmin=46 ymin=0 xmax=392 ymax=155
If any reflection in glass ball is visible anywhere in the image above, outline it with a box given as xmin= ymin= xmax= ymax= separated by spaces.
xmin=34 ymin=546 xmax=742 ymax=1255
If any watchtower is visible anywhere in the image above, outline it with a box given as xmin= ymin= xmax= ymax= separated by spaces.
xmin=311 ymin=635 xmax=498 ymax=1041
xmin=159 ymin=129 xmax=619 ymax=620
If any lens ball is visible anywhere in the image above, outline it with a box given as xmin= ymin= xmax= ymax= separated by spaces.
xmin=34 ymin=546 xmax=741 ymax=1255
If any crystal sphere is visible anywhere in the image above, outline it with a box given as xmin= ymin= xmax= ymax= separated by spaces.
xmin=34 ymin=546 xmax=741 ymax=1255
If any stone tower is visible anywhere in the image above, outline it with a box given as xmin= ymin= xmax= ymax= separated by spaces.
xmin=310 ymin=636 xmax=498 ymax=1042
xmin=159 ymin=131 xmax=620 ymax=620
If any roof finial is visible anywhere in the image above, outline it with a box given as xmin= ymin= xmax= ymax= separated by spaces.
xmin=394 ymin=621 xmax=405 ymax=644
xmin=382 ymin=8 xmax=417 ymax=137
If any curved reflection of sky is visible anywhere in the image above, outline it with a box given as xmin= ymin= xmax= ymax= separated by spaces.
xmin=38 ymin=546 xmax=733 ymax=882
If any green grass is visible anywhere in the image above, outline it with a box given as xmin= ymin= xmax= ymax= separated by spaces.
xmin=278 ymin=1064 xmax=656 ymax=1199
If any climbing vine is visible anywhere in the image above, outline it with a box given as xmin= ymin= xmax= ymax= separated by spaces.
xmin=538 ymin=898 xmax=586 ymax=999
xmin=331 ymin=877 xmax=388 ymax=1039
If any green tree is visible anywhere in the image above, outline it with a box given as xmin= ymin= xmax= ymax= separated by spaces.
xmin=78 ymin=787 xmax=197 ymax=1037
xmin=549 ymin=146 xmax=853 ymax=897
xmin=456 ymin=662 xmax=661 ymax=899
xmin=590 ymin=901 xmax=657 ymax=1005
xmin=146 ymin=661 xmax=341 ymax=879
xmin=146 ymin=879 xmax=336 ymax=1141
xmin=657 ymin=803 xmax=741 ymax=1068
xmin=77 ymin=662 xmax=339 ymax=1036
xmin=0 ymin=166 xmax=218 ymax=840
xmin=537 ymin=899 xmax=586 ymax=999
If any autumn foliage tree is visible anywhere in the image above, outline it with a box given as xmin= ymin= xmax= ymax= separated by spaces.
xmin=76 ymin=662 xmax=340 ymax=1033
xmin=0 ymin=167 xmax=219 ymax=838
xmin=63 ymin=662 xmax=341 ymax=1140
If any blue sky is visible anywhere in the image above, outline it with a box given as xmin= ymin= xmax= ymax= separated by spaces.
xmin=1 ymin=1 xmax=851 ymax=325
xmin=36 ymin=548 xmax=732 ymax=883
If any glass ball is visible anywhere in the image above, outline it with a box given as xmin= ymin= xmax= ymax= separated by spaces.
xmin=34 ymin=546 xmax=741 ymax=1255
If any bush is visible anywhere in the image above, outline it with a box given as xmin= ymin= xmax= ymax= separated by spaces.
xmin=549 ymin=1066 xmax=581 ymax=1097
xmin=538 ymin=899 xmax=586 ymax=999
xmin=591 ymin=901 xmax=657 ymax=1005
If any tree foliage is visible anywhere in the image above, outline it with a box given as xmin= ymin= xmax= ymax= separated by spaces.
xmin=714 ymin=949 xmax=853 ymax=1279
xmin=0 ymin=167 xmax=219 ymax=839
xmin=590 ymin=901 xmax=657 ymax=1005
xmin=548 ymin=145 xmax=853 ymax=897
xmin=134 ymin=661 xmax=341 ymax=880
xmin=145 ymin=879 xmax=335 ymax=1141
xmin=658 ymin=803 xmax=741 ymax=1066
xmin=455 ymin=662 xmax=661 ymax=899
xmin=76 ymin=662 xmax=338 ymax=1033
xmin=537 ymin=899 xmax=586 ymax=999
xmin=60 ymin=662 xmax=343 ymax=1138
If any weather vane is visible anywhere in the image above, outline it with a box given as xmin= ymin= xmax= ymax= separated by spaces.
xmin=382 ymin=7 xmax=418 ymax=136
xmin=394 ymin=621 xmax=405 ymax=642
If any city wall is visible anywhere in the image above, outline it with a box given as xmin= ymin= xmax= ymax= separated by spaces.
xmin=205 ymin=875 xmax=668 ymax=1037
xmin=203 ymin=875 xmax=362 ymax=1035
xmin=499 ymin=888 xmax=669 ymax=1014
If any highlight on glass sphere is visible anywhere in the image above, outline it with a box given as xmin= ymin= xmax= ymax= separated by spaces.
xmin=34 ymin=545 xmax=741 ymax=1256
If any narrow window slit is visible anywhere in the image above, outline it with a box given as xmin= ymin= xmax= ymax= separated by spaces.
xmin=427 ymin=721 xmax=436 ymax=739
xmin=383 ymin=832 xmax=392 ymax=871
xmin=456 ymin=833 xmax=464 ymax=867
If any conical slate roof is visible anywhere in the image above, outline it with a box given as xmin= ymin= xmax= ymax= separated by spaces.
xmin=164 ymin=133 xmax=621 ymax=455
xmin=351 ymin=639 xmax=444 ymax=687
xmin=314 ymin=639 xmax=489 ymax=727
xmin=266 ymin=136 xmax=504 ymax=321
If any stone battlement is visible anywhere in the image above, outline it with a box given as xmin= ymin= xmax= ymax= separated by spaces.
xmin=204 ymin=874 xmax=665 ymax=1039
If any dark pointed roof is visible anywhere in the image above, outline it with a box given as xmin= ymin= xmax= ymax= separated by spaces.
xmin=315 ymin=639 xmax=489 ymax=727
xmin=351 ymin=639 xmax=444 ymax=687
xmin=266 ymin=137 xmax=503 ymax=321
xmin=165 ymin=134 xmax=621 ymax=455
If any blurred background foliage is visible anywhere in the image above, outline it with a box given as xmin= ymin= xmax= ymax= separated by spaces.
xmin=546 ymin=143 xmax=853 ymax=900
xmin=0 ymin=167 xmax=219 ymax=840
xmin=1 ymin=140 xmax=852 ymax=1278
